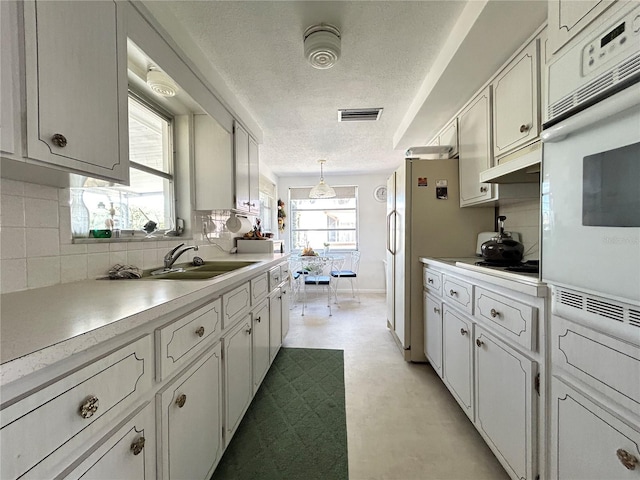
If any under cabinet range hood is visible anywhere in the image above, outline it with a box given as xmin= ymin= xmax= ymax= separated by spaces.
xmin=405 ymin=145 xmax=454 ymax=159
xmin=479 ymin=142 xmax=541 ymax=183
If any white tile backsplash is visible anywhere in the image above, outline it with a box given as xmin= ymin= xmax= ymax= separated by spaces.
xmin=26 ymin=228 xmax=60 ymax=257
xmin=1 ymin=227 xmax=26 ymax=259
xmin=25 ymin=197 xmax=59 ymax=228
xmin=24 ymin=182 xmax=59 ymax=200
xmin=87 ymin=252 xmax=111 ymax=279
xmin=27 ymin=256 xmax=61 ymax=288
xmin=498 ymin=198 xmax=540 ymax=261
xmin=61 ymin=254 xmax=88 ymax=283
xmin=1 ymin=195 xmax=26 ymax=226
xmin=1 ymin=259 xmax=27 ymax=292
xmin=1 ymin=178 xmax=24 ymax=196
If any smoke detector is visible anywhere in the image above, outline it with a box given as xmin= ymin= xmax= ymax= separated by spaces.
xmin=304 ymin=24 xmax=341 ymax=69
xmin=146 ymin=67 xmax=178 ymax=97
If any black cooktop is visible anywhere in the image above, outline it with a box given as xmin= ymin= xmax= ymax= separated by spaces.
xmin=475 ymin=260 xmax=539 ymax=274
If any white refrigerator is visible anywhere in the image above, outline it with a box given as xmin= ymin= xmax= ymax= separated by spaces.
xmin=386 ymin=158 xmax=494 ymax=361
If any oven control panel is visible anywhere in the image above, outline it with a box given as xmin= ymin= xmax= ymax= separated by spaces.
xmin=581 ymin=4 xmax=640 ymax=76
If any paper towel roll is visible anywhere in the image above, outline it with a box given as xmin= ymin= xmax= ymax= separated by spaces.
xmin=226 ymin=214 xmax=252 ymax=234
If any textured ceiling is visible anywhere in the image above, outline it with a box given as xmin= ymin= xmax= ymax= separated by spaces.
xmin=146 ymin=1 xmax=467 ymax=176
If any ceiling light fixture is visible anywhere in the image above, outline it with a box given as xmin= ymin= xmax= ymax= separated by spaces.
xmin=146 ymin=67 xmax=178 ymax=97
xmin=309 ymin=159 xmax=336 ymax=199
xmin=304 ymin=24 xmax=341 ymax=70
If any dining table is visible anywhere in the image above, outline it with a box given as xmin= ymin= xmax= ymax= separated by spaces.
xmin=289 ymin=254 xmax=345 ymax=316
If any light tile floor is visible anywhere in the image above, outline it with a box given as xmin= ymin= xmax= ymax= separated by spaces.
xmin=283 ymin=292 xmax=510 ymax=480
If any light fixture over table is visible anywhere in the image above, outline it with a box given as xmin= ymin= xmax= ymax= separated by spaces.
xmin=304 ymin=24 xmax=341 ymax=69
xmin=309 ymin=159 xmax=336 ymax=198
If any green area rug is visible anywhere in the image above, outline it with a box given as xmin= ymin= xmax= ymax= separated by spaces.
xmin=211 ymin=347 xmax=348 ymax=480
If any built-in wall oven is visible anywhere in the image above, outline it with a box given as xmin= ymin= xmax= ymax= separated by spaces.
xmin=541 ymin=1 xmax=640 ymax=314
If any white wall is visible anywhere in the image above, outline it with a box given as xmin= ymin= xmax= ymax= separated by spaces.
xmin=278 ymin=173 xmax=390 ymax=293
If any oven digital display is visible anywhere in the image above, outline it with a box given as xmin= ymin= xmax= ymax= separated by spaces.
xmin=583 ymin=142 xmax=640 ymax=227
xmin=601 ymin=22 xmax=625 ymax=48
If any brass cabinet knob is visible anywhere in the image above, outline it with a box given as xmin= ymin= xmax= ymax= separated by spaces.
xmin=490 ymin=308 xmax=499 ymax=318
xmin=480 ymin=186 xmax=488 ymax=193
xmin=616 ymin=449 xmax=638 ymax=470
xmin=519 ymin=124 xmax=530 ymax=133
xmin=195 ymin=326 xmax=205 ymax=337
xmin=449 ymin=289 xmax=457 ymax=296
xmin=460 ymin=328 xmax=468 ymax=336
xmin=131 ymin=436 xmax=146 ymax=456
xmin=256 ymin=316 xmax=262 ymax=323
xmin=51 ymin=133 xmax=67 ymax=147
xmin=476 ymin=339 xmax=484 ymax=348
xmin=245 ymin=326 xmax=252 ymax=335
xmin=79 ymin=395 xmax=99 ymax=419
xmin=175 ymin=393 xmax=187 ymax=408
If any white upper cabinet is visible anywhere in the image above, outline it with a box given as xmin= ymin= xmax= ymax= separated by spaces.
xmin=458 ymin=86 xmax=495 ymax=206
xmin=248 ymin=135 xmax=259 ymax=213
xmin=233 ymin=122 xmax=260 ymax=214
xmin=22 ymin=0 xmax=129 ymax=184
xmin=439 ymin=119 xmax=459 ymax=158
xmin=0 ymin=1 xmax=19 ymax=156
xmin=492 ymin=39 xmax=540 ymax=158
xmin=547 ymin=0 xmax=617 ymax=55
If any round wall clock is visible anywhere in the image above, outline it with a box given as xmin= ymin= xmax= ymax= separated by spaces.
xmin=374 ymin=185 xmax=387 ymax=202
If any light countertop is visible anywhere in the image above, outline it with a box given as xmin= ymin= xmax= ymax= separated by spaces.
xmin=0 ymin=253 xmax=287 ymax=385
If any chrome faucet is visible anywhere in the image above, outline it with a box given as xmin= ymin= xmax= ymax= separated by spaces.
xmin=163 ymin=243 xmax=199 ymax=270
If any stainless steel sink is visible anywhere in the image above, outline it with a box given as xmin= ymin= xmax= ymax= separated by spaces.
xmin=143 ymin=261 xmax=257 ymax=280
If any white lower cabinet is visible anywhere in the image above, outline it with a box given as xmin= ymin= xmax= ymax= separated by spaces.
xmin=252 ymin=300 xmax=271 ymax=392
xmin=551 ymin=377 xmax=640 ymax=480
xmin=442 ymin=306 xmax=474 ymax=421
xmin=424 ymin=292 xmax=443 ymax=378
xmin=62 ymin=403 xmax=156 ymax=480
xmin=281 ymin=284 xmax=290 ymax=341
xmin=223 ymin=315 xmax=253 ymax=444
xmin=269 ymin=290 xmax=283 ymax=363
xmin=157 ymin=344 xmax=223 ymax=480
xmin=475 ymin=326 xmax=537 ymax=480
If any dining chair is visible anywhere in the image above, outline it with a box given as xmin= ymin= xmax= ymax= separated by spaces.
xmin=288 ymin=257 xmax=303 ymax=309
xmin=301 ymin=256 xmax=333 ymax=316
xmin=330 ymin=251 xmax=360 ymax=304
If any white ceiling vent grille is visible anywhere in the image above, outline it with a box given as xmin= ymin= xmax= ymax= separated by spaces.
xmin=553 ymin=287 xmax=640 ymax=331
xmin=338 ymin=108 xmax=383 ymax=122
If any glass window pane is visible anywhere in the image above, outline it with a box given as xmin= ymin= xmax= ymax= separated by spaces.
xmin=128 ymin=97 xmax=171 ymax=174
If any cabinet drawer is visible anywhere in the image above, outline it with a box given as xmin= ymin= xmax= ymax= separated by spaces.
xmin=474 ymin=287 xmax=537 ymax=351
xmin=251 ymin=273 xmax=269 ymax=305
xmin=223 ymin=282 xmax=251 ymax=329
xmin=156 ymin=298 xmax=222 ymax=381
xmin=61 ymin=402 xmax=156 ymax=480
xmin=280 ymin=262 xmax=290 ymax=283
xmin=552 ymin=316 xmax=640 ymax=415
xmin=0 ymin=335 xmax=153 ymax=480
xmin=551 ymin=377 xmax=640 ymax=480
xmin=423 ymin=268 xmax=442 ymax=296
xmin=442 ymin=275 xmax=474 ymax=314
xmin=268 ymin=266 xmax=282 ymax=291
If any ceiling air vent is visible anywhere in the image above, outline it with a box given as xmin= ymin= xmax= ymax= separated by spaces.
xmin=338 ymin=108 xmax=383 ymax=122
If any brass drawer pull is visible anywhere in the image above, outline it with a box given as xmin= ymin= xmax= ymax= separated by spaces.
xmin=79 ymin=395 xmax=99 ymax=419
xmin=195 ymin=326 xmax=205 ymax=337
xmin=131 ymin=437 xmax=146 ymax=455
xmin=460 ymin=328 xmax=468 ymax=336
xmin=476 ymin=339 xmax=484 ymax=348
xmin=175 ymin=393 xmax=187 ymax=408
xmin=519 ymin=124 xmax=530 ymax=133
xmin=616 ymin=449 xmax=638 ymax=470
xmin=490 ymin=308 xmax=499 ymax=318
xmin=51 ymin=133 xmax=67 ymax=147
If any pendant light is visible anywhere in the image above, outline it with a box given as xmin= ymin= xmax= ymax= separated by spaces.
xmin=309 ymin=159 xmax=336 ymax=199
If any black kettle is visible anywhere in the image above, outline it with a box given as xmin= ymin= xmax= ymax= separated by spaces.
xmin=481 ymin=216 xmax=524 ymax=264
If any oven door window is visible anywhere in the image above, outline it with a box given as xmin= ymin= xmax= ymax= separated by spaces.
xmin=582 ymin=142 xmax=640 ymax=227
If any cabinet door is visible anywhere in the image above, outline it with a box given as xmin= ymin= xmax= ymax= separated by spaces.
xmin=23 ymin=0 xmax=129 ymax=183
xmin=252 ymin=301 xmax=270 ymax=392
xmin=475 ymin=326 xmax=537 ymax=480
xmin=269 ymin=291 xmax=282 ymax=363
xmin=0 ymin=1 xmax=19 ymax=156
xmin=551 ymin=377 xmax=640 ymax=480
xmin=458 ymin=86 xmax=495 ymax=206
xmin=493 ymin=39 xmax=539 ymax=158
xmin=548 ymin=0 xmax=616 ymax=54
xmin=442 ymin=307 xmax=474 ymax=421
xmin=62 ymin=403 xmax=156 ymax=480
xmin=224 ymin=316 xmax=253 ymax=444
xmin=234 ymin=122 xmax=250 ymax=212
xmin=424 ymin=293 xmax=443 ymax=378
xmin=439 ymin=119 xmax=458 ymax=157
xmin=248 ymin=135 xmax=259 ymax=213
xmin=159 ymin=344 xmax=223 ymax=480
xmin=281 ymin=285 xmax=290 ymax=341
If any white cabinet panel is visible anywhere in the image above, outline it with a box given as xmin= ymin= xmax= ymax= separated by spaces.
xmin=458 ymin=86 xmax=495 ymax=206
xmin=548 ymin=0 xmax=617 ymax=54
xmin=423 ymin=267 xmax=442 ymax=297
xmin=250 ymin=273 xmax=269 ymax=305
xmin=269 ymin=291 xmax=283 ymax=363
xmin=22 ymin=0 xmax=129 ymax=183
xmin=442 ymin=306 xmax=474 ymax=421
xmin=424 ymin=292 xmax=443 ymax=378
xmin=0 ymin=1 xmax=19 ymax=156
xmin=475 ymin=326 xmax=537 ymax=480
xmin=248 ymin=135 xmax=259 ymax=213
xmin=222 ymin=282 xmax=251 ymax=329
xmin=281 ymin=284 xmax=290 ymax=341
xmin=252 ymin=301 xmax=270 ymax=392
xmin=223 ymin=317 xmax=253 ymax=444
xmin=442 ymin=275 xmax=474 ymax=315
xmin=158 ymin=344 xmax=223 ymax=480
xmin=439 ymin=119 xmax=458 ymax=157
xmin=234 ymin=122 xmax=251 ymax=211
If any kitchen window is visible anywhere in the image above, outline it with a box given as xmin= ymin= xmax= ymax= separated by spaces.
xmin=289 ymin=186 xmax=358 ymax=252
xmin=71 ymin=94 xmax=175 ymax=238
